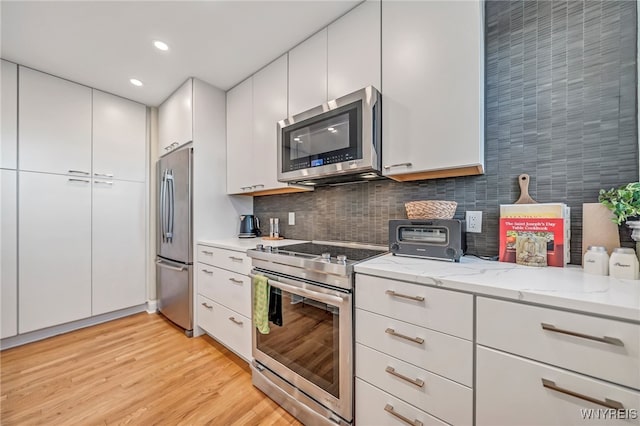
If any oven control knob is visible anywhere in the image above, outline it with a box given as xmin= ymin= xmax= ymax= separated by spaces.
xmin=336 ymin=254 xmax=347 ymax=263
xmin=265 ymin=245 xmax=273 ymax=252
xmin=390 ymin=243 xmax=400 ymax=253
xmin=321 ymin=252 xmax=331 ymax=260
xmin=256 ymin=244 xmax=264 ymax=250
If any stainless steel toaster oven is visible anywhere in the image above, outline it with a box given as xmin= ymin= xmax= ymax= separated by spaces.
xmin=389 ymin=219 xmax=466 ymax=262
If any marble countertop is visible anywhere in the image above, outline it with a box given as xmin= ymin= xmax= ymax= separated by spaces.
xmin=355 ymin=254 xmax=640 ymax=322
xmin=197 ymin=237 xmax=309 ymax=252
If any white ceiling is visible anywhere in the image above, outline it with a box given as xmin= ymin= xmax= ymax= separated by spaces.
xmin=1 ymin=1 xmax=359 ymax=106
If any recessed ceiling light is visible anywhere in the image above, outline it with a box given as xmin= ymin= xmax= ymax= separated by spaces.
xmin=294 ymin=137 xmax=301 ymax=142
xmin=153 ymin=40 xmax=169 ymax=51
xmin=129 ymin=78 xmax=143 ymax=87
xmin=327 ymin=127 xmax=335 ymax=131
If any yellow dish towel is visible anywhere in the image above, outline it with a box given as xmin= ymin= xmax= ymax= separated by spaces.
xmin=253 ymin=275 xmax=270 ymax=334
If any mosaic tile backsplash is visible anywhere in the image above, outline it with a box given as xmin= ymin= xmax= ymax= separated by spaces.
xmin=255 ymin=0 xmax=638 ymax=264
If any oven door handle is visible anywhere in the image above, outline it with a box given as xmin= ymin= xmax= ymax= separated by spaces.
xmin=249 ymin=273 xmax=346 ymax=306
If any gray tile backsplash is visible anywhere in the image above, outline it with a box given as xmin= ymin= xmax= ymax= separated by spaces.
xmin=255 ymin=0 xmax=638 ymax=264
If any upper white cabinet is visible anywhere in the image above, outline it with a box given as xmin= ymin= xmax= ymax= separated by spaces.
xmin=382 ymin=0 xmax=484 ymax=181
xmin=328 ymin=0 xmax=381 ymax=100
xmin=252 ymin=55 xmax=291 ymax=193
xmin=1 ymin=60 xmax=17 ymax=170
xmin=226 ymin=77 xmax=254 ymax=194
xmin=158 ymin=78 xmax=193 ymax=155
xmin=288 ymin=28 xmax=328 ymax=116
xmin=93 ymin=90 xmax=147 ymax=182
xmin=18 ymin=67 xmax=92 ymax=176
xmin=19 ymin=171 xmax=92 ymax=333
xmin=1 ymin=170 xmax=17 ymax=338
xmin=92 ymin=179 xmax=146 ymax=315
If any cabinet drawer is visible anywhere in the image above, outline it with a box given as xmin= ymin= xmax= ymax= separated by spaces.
xmin=357 ymin=344 xmax=472 ymax=425
xmin=477 ymin=346 xmax=640 ymax=426
xmin=197 ymin=264 xmax=250 ymax=318
xmin=356 ymin=309 xmax=472 ymax=386
xmin=477 ymin=297 xmax=640 ymax=390
xmin=356 ymin=379 xmax=449 ymax=426
xmin=197 ymin=295 xmax=251 ymax=362
xmin=356 ymin=274 xmax=473 ymax=340
xmin=196 ymin=245 xmax=250 ymax=275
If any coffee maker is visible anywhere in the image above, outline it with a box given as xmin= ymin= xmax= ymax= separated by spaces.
xmin=239 ymin=215 xmax=261 ymax=238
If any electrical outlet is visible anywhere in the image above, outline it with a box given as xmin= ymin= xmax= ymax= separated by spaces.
xmin=466 ymin=211 xmax=482 ymax=233
xmin=288 ymin=212 xmax=295 ymax=226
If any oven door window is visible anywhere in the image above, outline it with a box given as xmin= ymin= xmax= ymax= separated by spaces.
xmin=398 ymin=226 xmax=449 ymax=245
xmin=282 ymin=100 xmax=362 ymax=172
xmin=256 ymin=288 xmax=341 ymax=398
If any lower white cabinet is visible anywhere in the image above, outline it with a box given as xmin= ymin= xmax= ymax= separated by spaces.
xmin=1 ymin=170 xmax=17 ymax=338
xmin=197 ymin=294 xmax=251 ymax=361
xmin=19 ymin=172 xmax=92 ymax=333
xmin=92 ymin=179 xmax=146 ymax=315
xmin=477 ymin=346 xmax=640 ymax=426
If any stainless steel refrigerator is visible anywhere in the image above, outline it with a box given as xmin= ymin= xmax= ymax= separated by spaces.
xmin=156 ymin=146 xmax=193 ymax=336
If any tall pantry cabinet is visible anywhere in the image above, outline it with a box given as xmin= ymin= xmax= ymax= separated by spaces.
xmin=10 ymin=66 xmax=147 ymax=336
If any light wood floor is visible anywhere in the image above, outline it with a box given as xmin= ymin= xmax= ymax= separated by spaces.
xmin=0 ymin=312 xmax=302 ymax=425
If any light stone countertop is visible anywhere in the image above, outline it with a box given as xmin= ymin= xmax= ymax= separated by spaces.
xmin=197 ymin=237 xmax=309 ymax=253
xmin=355 ymin=254 xmax=640 ymax=322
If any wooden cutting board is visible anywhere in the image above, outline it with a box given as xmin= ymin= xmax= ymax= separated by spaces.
xmin=582 ymin=203 xmax=620 ymax=259
xmin=515 ymin=174 xmax=537 ymax=204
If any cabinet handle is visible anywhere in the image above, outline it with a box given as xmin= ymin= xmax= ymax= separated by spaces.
xmin=253 ymin=184 xmax=265 ymax=189
xmin=229 ymin=278 xmax=243 ymax=284
xmin=383 ymin=162 xmax=412 ymax=170
xmin=229 ymin=256 xmax=243 ymax=262
xmin=385 ymin=290 xmax=425 ymax=302
xmin=94 ymin=173 xmax=114 ymax=178
xmin=164 ymin=146 xmax=171 ymax=151
xmin=385 ymin=366 xmax=424 ymax=388
xmin=384 ymin=404 xmax=423 ymax=426
xmin=94 ymin=180 xmax=113 ymax=185
xmin=68 ymin=170 xmax=90 ymax=175
xmin=228 ymin=317 xmax=243 ymax=325
xmin=541 ymin=379 xmax=624 ymax=409
xmin=385 ymin=328 xmax=424 ymax=345
xmin=201 ymin=302 xmax=213 ymax=310
xmin=68 ymin=178 xmax=90 ymax=183
xmin=241 ymin=186 xmax=253 ymax=191
xmin=202 ymin=269 xmax=213 ymax=275
xmin=202 ymin=250 xmax=213 ymax=255
xmin=171 ymin=142 xmax=179 ymax=147
xmin=541 ymin=323 xmax=624 ymax=347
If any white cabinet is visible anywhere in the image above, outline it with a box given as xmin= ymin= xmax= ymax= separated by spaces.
xmin=18 ymin=172 xmax=92 ymax=333
xmin=1 ymin=60 xmax=17 ymax=170
xmin=1 ymin=170 xmax=17 ymax=338
xmin=18 ymin=66 xmax=92 ymax=176
xmin=327 ymin=0 xmax=381 ymax=100
xmin=381 ymin=0 xmax=484 ymax=181
xmin=92 ymin=180 xmax=146 ymax=316
xmin=93 ymin=90 xmax=147 ymax=182
xmin=477 ymin=346 xmax=640 ymax=426
xmin=226 ymin=77 xmax=254 ymax=194
xmin=288 ymin=29 xmax=328 ymax=116
xmin=158 ymin=78 xmax=193 ymax=155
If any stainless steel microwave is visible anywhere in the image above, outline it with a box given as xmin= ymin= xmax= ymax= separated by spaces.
xmin=277 ymin=86 xmax=381 ymax=186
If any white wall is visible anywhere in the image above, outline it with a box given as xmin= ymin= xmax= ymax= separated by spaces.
xmin=148 ymin=107 xmax=158 ymax=303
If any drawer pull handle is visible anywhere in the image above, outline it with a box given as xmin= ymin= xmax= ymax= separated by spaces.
xmin=229 ymin=317 xmax=243 ymax=325
xmin=385 ymin=328 xmax=424 ymax=345
xmin=383 ymin=162 xmax=413 ymax=170
xmin=385 ymin=366 xmax=424 ymax=388
xmin=541 ymin=379 xmax=624 ymax=409
xmin=202 ymin=250 xmax=213 ymax=255
xmin=541 ymin=323 xmax=624 ymax=347
xmin=385 ymin=290 xmax=425 ymax=302
xmin=201 ymin=302 xmax=213 ymax=310
xmin=202 ymin=269 xmax=213 ymax=275
xmin=229 ymin=256 xmax=244 ymax=262
xmin=384 ymin=404 xmax=423 ymax=426
xmin=229 ymin=278 xmax=243 ymax=284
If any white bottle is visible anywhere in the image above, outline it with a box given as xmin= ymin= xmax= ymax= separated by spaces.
xmin=274 ymin=218 xmax=280 ymax=238
xmin=583 ymin=246 xmax=609 ymax=276
xmin=609 ymin=248 xmax=640 ymax=280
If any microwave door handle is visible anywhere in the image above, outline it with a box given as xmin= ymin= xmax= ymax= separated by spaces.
xmin=249 ymin=273 xmax=345 ymax=306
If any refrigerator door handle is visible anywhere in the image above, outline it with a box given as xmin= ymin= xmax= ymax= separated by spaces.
xmin=156 ymin=259 xmax=186 ymax=272
xmin=160 ymin=169 xmax=168 ymax=242
xmin=166 ymin=170 xmax=175 ymax=242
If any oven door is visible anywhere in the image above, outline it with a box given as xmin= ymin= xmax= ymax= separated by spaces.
xmin=250 ymin=269 xmax=353 ymax=422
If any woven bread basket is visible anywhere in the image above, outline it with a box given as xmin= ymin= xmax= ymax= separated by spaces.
xmin=404 ymin=200 xmax=458 ymax=219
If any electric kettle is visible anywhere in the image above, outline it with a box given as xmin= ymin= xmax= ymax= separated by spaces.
xmin=239 ymin=215 xmax=261 ymax=238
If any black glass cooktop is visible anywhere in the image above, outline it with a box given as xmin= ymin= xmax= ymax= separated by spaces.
xmin=274 ymin=242 xmax=386 ymax=262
